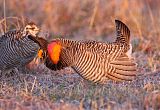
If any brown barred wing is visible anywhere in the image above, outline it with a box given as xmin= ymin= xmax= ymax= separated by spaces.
xmin=72 ymin=44 xmax=136 ymax=83
xmin=72 ymin=49 xmax=107 ymax=83
xmin=108 ymin=53 xmax=136 ymax=81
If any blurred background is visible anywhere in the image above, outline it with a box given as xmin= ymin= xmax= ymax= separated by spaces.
xmin=0 ymin=0 xmax=159 ymax=71
xmin=0 ymin=0 xmax=160 ymax=43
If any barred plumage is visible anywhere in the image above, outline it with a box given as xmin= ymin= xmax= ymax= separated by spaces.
xmin=0 ymin=22 xmax=40 ymax=74
xmin=30 ymin=20 xmax=137 ymax=84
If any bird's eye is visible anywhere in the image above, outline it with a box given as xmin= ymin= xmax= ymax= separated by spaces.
xmin=31 ymin=27 xmax=35 ymax=30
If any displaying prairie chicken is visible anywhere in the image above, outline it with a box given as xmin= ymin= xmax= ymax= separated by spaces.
xmin=0 ymin=22 xmax=41 ymax=74
xmin=30 ymin=20 xmax=137 ymax=84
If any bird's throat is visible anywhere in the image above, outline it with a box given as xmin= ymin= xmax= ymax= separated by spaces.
xmin=48 ymin=42 xmax=61 ymax=64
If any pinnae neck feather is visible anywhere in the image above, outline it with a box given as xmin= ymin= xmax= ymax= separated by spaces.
xmin=47 ymin=42 xmax=62 ymax=64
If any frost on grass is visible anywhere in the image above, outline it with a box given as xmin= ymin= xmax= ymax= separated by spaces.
xmin=0 ymin=51 xmax=160 ymax=110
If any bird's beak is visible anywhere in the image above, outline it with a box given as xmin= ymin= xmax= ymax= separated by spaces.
xmin=38 ymin=28 xmax=41 ymax=31
xmin=35 ymin=28 xmax=40 ymax=32
xmin=35 ymin=28 xmax=41 ymax=36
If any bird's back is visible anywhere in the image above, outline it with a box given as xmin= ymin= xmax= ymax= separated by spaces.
xmin=0 ymin=30 xmax=39 ymax=71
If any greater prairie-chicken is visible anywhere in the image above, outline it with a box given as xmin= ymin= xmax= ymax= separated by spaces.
xmin=30 ymin=20 xmax=137 ymax=84
xmin=0 ymin=22 xmax=41 ymax=74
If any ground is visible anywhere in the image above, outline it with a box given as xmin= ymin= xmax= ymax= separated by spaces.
xmin=0 ymin=51 xmax=160 ymax=110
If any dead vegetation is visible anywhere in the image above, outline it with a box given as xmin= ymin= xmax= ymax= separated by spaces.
xmin=0 ymin=0 xmax=160 ymax=109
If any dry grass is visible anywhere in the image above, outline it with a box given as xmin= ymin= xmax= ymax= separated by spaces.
xmin=0 ymin=0 xmax=160 ymax=109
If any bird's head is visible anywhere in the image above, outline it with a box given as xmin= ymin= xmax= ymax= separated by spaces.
xmin=47 ymin=40 xmax=62 ymax=64
xmin=23 ymin=22 xmax=40 ymax=37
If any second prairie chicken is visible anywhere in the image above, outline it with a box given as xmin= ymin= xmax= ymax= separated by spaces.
xmin=0 ymin=22 xmax=41 ymax=74
xmin=30 ymin=20 xmax=137 ymax=84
